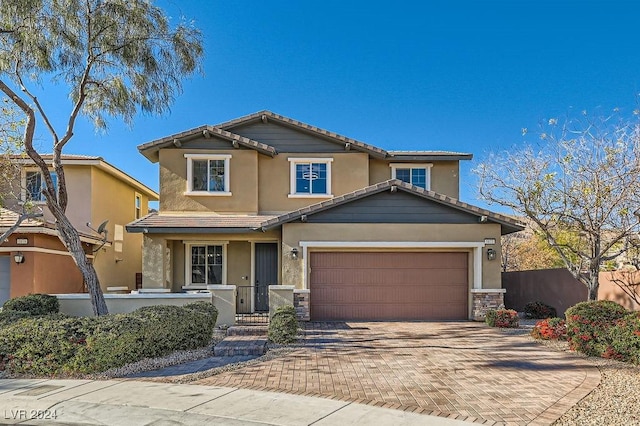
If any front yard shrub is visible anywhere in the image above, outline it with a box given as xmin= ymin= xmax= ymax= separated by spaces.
xmin=565 ymin=301 xmax=627 ymax=357
xmin=524 ymin=301 xmax=557 ymax=319
xmin=2 ymin=294 xmax=59 ymax=316
xmin=268 ymin=305 xmax=299 ymax=344
xmin=531 ymin=317 xmax=567 ymax=340
xmin=606 ymin=312 xmax=640 ymax=364
xmin=0 ymin=310 xmax=31 ymax=327
xmin=485 ymin=309 xmax=519 ymax=328
xmin=0 ymin=302 xmax=219 ymax=375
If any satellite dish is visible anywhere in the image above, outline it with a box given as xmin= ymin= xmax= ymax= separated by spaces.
xmin=96 ymin=220 xmax=109 ymax=235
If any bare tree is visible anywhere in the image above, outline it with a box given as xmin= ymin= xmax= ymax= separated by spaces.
xmin=0 ymin=1 xmax=203 ymax=315
xmin=475 ymin=108 xmax=640 ymax=300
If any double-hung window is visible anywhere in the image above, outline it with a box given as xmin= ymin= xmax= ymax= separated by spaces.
xmin=288 ymin=158 xmax=333 ymax=198
xmin=389 ymin=163 xmax=432 ymax=190
xmin=184 ymin=154 xmax=231 ymax=196
xmin=188 ymin=243 xmax=225 ymax=285
xmin=25 ymin=170 xmax=58 ymax=202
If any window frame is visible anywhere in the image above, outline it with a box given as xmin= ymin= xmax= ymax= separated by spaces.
xmin=23 ymin=169 xmax=58 ymax=203
xmin=184 ymin=154 xmax=232 ymax=196
xmin=389 ymin=163 xmax=433 ymax=190
xmin=134 ymin=193 xmax=142 ymax=219
xmin=183 ymin=241 xmax=228 ymax=287
xmin=288 ymin=157 xmax=334 ymax=198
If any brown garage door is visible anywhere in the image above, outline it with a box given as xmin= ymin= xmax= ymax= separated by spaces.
xmin=310 ymin=252 xmax=468 ymax=321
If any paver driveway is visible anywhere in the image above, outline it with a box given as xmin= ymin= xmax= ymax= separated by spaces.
xmin=195 ymin=322 xmax=599 ymax=425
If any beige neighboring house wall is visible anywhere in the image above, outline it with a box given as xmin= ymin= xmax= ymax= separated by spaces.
xmin=2 ymin=155 xmax=158 ymax=294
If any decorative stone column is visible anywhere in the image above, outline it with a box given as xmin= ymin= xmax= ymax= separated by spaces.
xmin=293 ymin=289 xmax=310 ymax=321
xmin=269 ymin=285 xmax=295 ymax=319
xmin=471 ymin=289 xmax=506 ymax=321
xmin=208 ymin=285 xmax=236 ymax=327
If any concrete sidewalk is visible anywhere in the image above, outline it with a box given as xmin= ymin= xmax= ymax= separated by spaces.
xmin=0 ymin=378 xmax=472 ymax=425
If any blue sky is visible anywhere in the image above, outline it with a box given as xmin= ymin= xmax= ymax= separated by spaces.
xmin=29 ymin=0 xmax=640 ymax=209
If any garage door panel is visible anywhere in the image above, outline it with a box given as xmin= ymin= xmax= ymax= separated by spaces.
xmin=310 ymin=252 xmax=468 ymax=321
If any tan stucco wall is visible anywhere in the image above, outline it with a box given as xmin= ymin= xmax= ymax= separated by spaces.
xmin=91 ymin=166 xmax=150 ymax=291
xmin=56 ymin=293 xmax=212 ymax=317
xmin=368 ymin=159 xmax=461 ymax=198
xmin=159 ymin=148 xmax=258 ymax=213
xmin=281 ymin=223 xmax=502 ymax=290
xmin=227 ymin=241 xmax=251 ymax=286
xmin=257 ymin=152 xmax=370 ymax=213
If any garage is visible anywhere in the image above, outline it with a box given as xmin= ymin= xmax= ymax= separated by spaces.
xmin=310 ymin=251 xmax=469 ymax=321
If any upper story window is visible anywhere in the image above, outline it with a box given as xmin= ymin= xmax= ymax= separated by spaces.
xmin=134 ymin=193 xmax=142 ymax=219
xmin=25 ymin=170 xmax=58 ymax=202
xmin=288 ymin=158 xmax=333 ymax=198
xmin=184 ymin=154 xmax=232 ymax=196
xmin=389 ymin=163 xmax=432 ymax=190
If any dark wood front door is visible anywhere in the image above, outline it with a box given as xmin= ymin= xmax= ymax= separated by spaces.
xmin=255 ymin=243 xmax=278 ymax=312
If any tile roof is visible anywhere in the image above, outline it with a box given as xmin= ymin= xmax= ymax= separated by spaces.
xmin=388 ymin=150 xmax=473 ymax=160
xmin=126 ymin=213 xmax=279 ymax=233
xmin=137 ymin=126 xmax=277 ymax=162
xmin=0 ymin=208 xmax=106 ymax=244
xmin=260 ymin=179 xmax=524 ymax=234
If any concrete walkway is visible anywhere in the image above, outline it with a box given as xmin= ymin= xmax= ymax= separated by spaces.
xmin=0 ymin=378 xmax=469 ymax=425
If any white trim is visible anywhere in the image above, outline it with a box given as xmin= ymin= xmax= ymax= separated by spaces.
xmin=470 ymin=288 xmax=506 ymax=293
xmin=184 ymin=191 xmax=232 ymax=197
xmin=0 ymin=246 xmax=95 ymax=259
xmin=184 ymin=153 xmax=232 ymax=195
xmin=134 ymin=192 xmax=142 ymax=219
xmin=184 ymin=241 xmax=229 ymax=286
xmin=55 ymin=293 xmax=210 ymax=299
xmin=288 ymin=157 xmax=333 ymax=197
xmin=389 ymin=163 xmax=432 ymax=190
xmin=299 ymin=241 xmax=485 ymax=290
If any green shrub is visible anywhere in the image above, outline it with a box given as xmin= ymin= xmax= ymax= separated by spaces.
xmin=268 ymin=305 xmax=299 ymax=344
xmin=2 ymin=294 xmax=59 ymax=316
xmin=524 ymin=301 xmax=557 ymax=319
xmin=0 ymin=310 xmax=31 ymax=327
xmin=485 ymin=309 xmax=519 ymax=328
xmin=606 ymin=312 xmax=640 ymax=364
xmin=0 ymin=316 xmax=91 ymax=375
xmin=565 ymin=301 xmax=627 ymax=357
xmin=184 ymin=301 xmax=219 ymax=330
xmin=0 ymin=302 xmax=219 ymax=375
xmin=531 ymin=317 xmax=567 ymax=340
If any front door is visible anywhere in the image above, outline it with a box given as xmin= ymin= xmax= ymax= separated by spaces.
xmin=254 ymin=243 xmax=278 ymax=312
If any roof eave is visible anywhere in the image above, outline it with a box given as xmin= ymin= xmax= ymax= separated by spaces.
xmin=125 ymin=226 xmax=261 ymax=234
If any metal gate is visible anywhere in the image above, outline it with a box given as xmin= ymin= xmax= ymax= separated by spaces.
xmin=236 ymin=285 xmax=269 ymax=324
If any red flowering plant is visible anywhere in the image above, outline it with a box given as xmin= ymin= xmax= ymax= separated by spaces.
xmin=531 ymin=317 xmax=567 ymax=340
xmin=485 ymin=309 xmax=519 ymax=328
xmin=606 ymin=312 xmax=640 ymax=364
xmin=565 ymin=301 xmax=627 ymax=357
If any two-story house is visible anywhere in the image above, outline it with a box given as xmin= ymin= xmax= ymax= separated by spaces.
xmin=0 ymin=155 xmax=158 ymax=305
xmin=127 ymin=111 xmax=523 ymax=321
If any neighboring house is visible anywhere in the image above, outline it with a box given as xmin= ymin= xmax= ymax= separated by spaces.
xmin=127 ymin=111 xmax=523 ymax=321
xmin=0 ymin=155 xmax=158 ymax=306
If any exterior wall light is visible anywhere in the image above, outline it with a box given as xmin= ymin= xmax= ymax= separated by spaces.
xmin=486 ymin=248 xmax=497 ymax=261
xmin=291 ymin=247 xmax=299 ymax=260
xmin=14 ymin=252 xmax=25 ymax=264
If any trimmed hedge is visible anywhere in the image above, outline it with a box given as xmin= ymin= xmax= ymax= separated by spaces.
xmin=2 ymin=294 xmax=59 ymax=316
xmin=565 ymin=300 xmax=627 ymax=357
xmin=268 ymin=305 xmax=299 ymax=344
xmin=485 ymin=309 xmax=519 ymax=328
xmin=0 ymin=310 xmax=31 ymax=327
xmin=524 ymin=301 xmax=557 ymax=319
xmin=0 ymin=302 xmax=218 ymax=375
xmin=605 ymin=312 xmax=640 ymax=364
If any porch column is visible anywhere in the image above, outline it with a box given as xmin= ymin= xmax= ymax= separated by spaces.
xmin=471 ymin=288 xmax=506 ymax=321
xmin=142 ymin=235 xmax=168 ymax=289
xmin=269 ymin=285 xmax=295 ymax=319
xmin=208 ymin=285 xmax=236 ymax=327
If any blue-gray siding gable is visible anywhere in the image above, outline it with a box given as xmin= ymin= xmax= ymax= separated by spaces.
xmin=304 ymin=190 xmax=480 ymax=224
xmin=229 ymin=122 xmax=347 ymax=153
